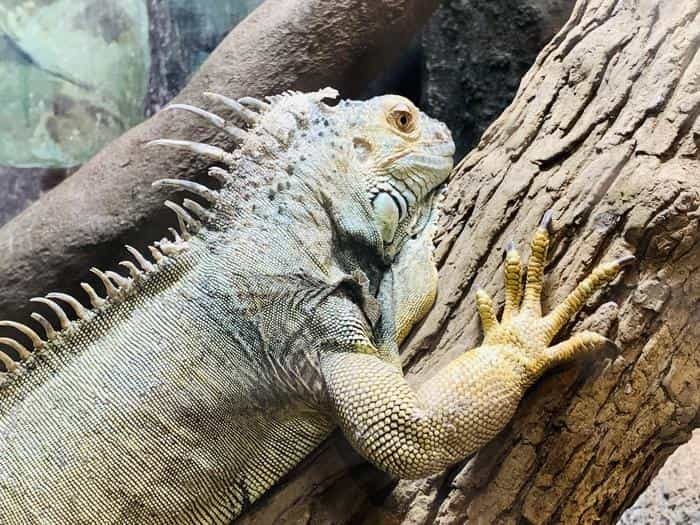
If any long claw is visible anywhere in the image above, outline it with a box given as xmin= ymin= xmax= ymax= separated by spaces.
xmin=540 ymin=209 xmax=554 ymax=232
xmin=90 ymin=268 xmax=119 ymax=299
xmin=615 ymin=255 xmax=636 ymax=268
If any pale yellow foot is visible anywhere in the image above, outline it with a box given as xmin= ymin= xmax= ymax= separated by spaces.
xmin=476 ymin=211 xmax=634 ymax=380
xmin=323 ymin=211 xmax=634 ymax=479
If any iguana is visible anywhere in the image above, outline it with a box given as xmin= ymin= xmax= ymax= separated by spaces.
xmin=0 ymin=88 xmax=633 ymax=523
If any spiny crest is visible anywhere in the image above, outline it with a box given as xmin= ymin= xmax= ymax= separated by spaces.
xmin=146 ymin=87 xmax=339 ymax=170
xmin=265 ymin=87 xmax=339 ymax=106
xmin=0 ymin=240 xmax=177 ymax=380
xmin=145 ymin=87 xmax=343 ymax=249
xmin=0 ymin=88 xmax=338 ymax=383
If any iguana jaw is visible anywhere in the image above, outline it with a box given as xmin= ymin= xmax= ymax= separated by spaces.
xmin=368 ymin=141 xmax=453 ymax=253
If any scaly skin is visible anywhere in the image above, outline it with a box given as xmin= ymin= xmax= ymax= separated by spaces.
xmin=0 ymin=88 xmax=631 ymax=523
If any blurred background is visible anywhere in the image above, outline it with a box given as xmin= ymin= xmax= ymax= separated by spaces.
xmin=0 ymin=1 xmax=696 ymax=522
xmin=1 ymin=0 xmax=262 ymax=223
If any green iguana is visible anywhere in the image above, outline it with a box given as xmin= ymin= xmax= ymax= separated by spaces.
xmin=0 ymin=88 xmax=633 ymax=523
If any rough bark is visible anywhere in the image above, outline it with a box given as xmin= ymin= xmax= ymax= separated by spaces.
xmin=238 ymin=0 xmax=700 ymax=522
xmin=0 ymin=166 xmax=75 ymax=226
xmin=0 ymin=0 xmax=439 ymax=323
xmin=618 ymin=428 xmax=700 ymax=523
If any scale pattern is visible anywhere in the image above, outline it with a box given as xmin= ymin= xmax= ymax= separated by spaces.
xmin=323 ymin=222 xmax=632 ymax=478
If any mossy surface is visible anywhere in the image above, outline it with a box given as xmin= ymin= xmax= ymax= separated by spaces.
xmin=0 ymin=0 xmax=149 ymax=167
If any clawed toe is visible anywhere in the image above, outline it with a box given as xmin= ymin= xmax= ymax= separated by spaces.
xmin=476 ymin=288 xmax=498 ymax=334
xmin=522 ymin=211 xmax=552 ymax=317
xmin=494 ymin=211 xmax=552 ymax=328
xmin=542 ymin=256 xmax=634 ymax=340
xmin=488 ymin=210 xmax=634 ymax=361
xmin=544 ymin=331 xmax=616 ymax=366
xmin=502 ymin=241 xmax=522 ymax=322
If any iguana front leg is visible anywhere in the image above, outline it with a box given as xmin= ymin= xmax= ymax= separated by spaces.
xmin=322 ymin=215 xmax=633 ymax=478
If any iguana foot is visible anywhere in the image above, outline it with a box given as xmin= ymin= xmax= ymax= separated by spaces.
xmin=475 ymin=211 xmax=634 ymax=379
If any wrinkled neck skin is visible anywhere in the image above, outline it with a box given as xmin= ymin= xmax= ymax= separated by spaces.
xmin=210 ymin=89 xmax=445 ymax=309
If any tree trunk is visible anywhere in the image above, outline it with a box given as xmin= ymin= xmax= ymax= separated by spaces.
xmin=238 ymin=0 xmax=700 ymax=523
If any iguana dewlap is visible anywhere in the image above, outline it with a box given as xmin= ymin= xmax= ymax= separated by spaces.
xmin=0 ymin=89 xmax=632 ymax=523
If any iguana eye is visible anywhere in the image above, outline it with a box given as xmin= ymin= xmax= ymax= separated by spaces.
xmin=388 ymin=104 xmax=416 ymax=133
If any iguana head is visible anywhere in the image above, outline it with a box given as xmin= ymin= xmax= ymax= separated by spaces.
xmin=335 ymin=94 xmax=455 ymax=252
xmin=150 ymin=88 xmax=454 ymax=262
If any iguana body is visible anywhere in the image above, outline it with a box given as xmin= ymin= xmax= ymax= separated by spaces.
xmin=0 ymin=89 xmax=631 ymax=523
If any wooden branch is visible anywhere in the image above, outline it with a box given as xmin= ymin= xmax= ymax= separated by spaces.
xmin=238 ymin=0 xmax=700 ymax=522
xmin=0 ymin=0 xmax=439 ymax=323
